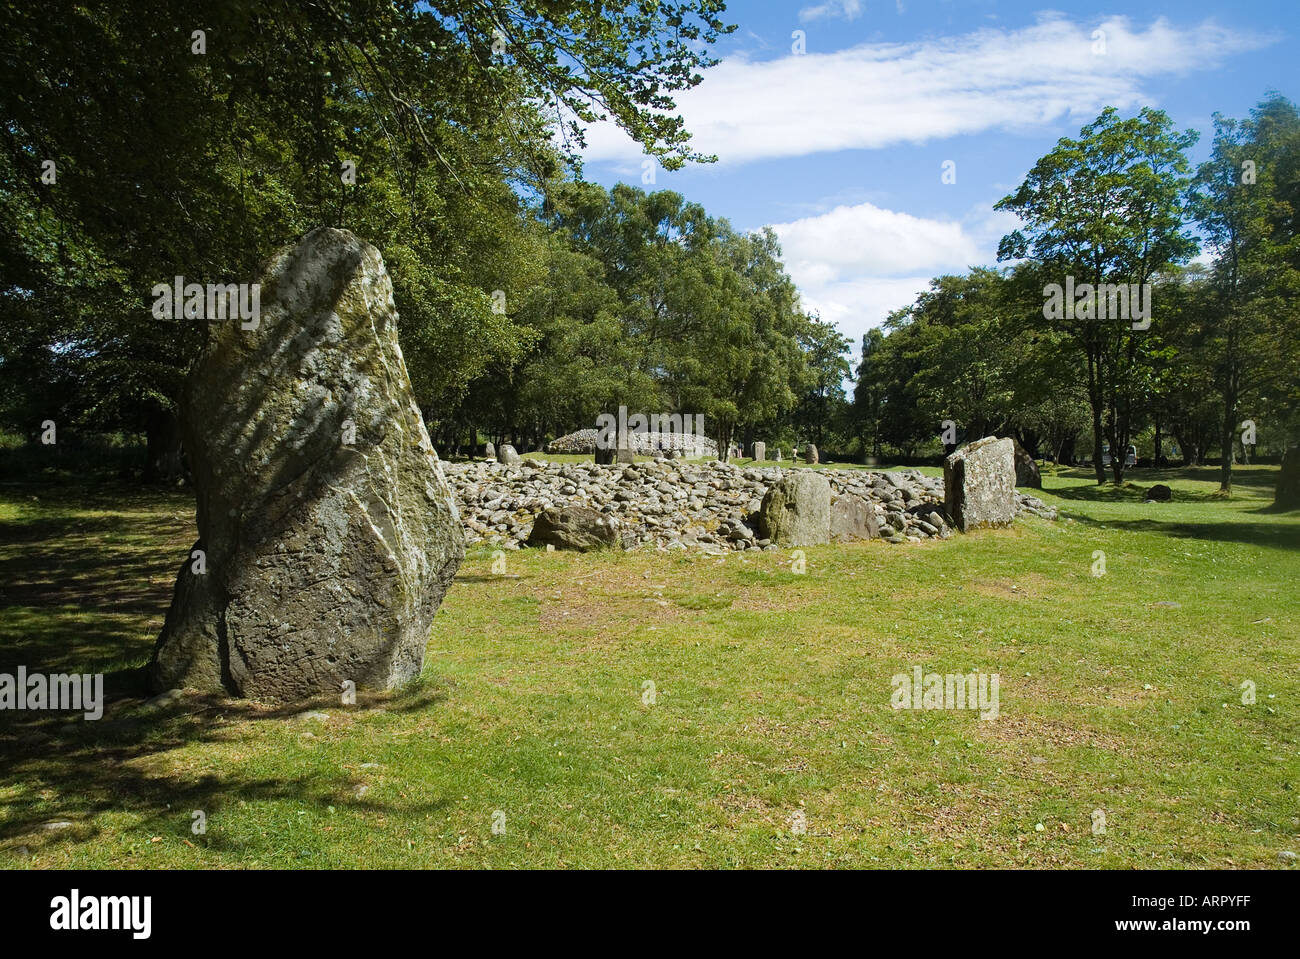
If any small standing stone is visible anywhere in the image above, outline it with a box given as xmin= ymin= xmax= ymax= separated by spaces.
xmin=805 ymin=444 xmax=819 ymax=465
xmin=757 ymin=471 xmax=831 ymax=547
xmin=830 ymin=493 xmax=878 ymax=541
xmin=484 ymin=441 xmax=496 ymax=460
xmin=753 ymin=441 xmax=766 ymax=462
xmin=943 ymin=436 xmax=1015 ymax=532
xmin=497 ymin=444 xmax=521 ymax=466
xmin=1012 ymin=438 xmax=1041 ymax=488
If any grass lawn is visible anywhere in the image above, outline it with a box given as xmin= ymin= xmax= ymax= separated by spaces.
xmin=0 ymin=465 xmax=1296 ymax=868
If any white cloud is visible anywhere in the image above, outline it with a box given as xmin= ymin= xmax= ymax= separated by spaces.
xmin=772 ymin=202 xmax=981 ymax=280
xmin=799 ymin=0 xmax=864 ymax=23
xmin=770 ymin=202 xmax=1017 ymax=344
xmin=580 ymin=16 xmax=1273 ymax=167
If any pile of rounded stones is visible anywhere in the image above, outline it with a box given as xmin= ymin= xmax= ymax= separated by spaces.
xmin=441 ymin=458 xmax=1056 ymax=552
xmin=546 ymin=428 xmax=718 ymax=458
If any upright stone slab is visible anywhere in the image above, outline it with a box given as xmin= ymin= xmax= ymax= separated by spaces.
xmin=753 ymin=441 xmax=766 ymax=462
xmin=805 ymin=444 xmax=819 ymax=465
xmin=943 ymin=436 xmax=1016 ymax=532
xmin=830 ymin=493 xmax=879 ymax=542
xmin=616 ymin=446 xmax=635 ymax=464
xmin=1012 ymin=438 xmax=1041 ymax=489
xmin=497 ymin=444 xmax=521 ymax=465
xmin=1277 ymin=447 xmax=1300 ymax=509
xmin=594 ymin=445 xmax=615 ymax=465
xmin=484 ymin=441 xmax=495 ymax=460
xmin=757 ymin=471 xmax=831 ymax=547
xmin=149 ymin=227 xmax=465 ymax=701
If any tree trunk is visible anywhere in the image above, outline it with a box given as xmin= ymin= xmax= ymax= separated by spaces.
xmin=1091 ymin=409 xmax=1105 ymax=484
xmin=1219 ymin=399 xmax=1236 ymax=493
xmin=144 ymin=405 xmax=184 ymax=483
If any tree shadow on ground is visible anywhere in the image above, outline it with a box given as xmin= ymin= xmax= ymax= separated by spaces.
xmin=1044 ymin=465 xmax=1279 ymax=496
xmin=0 ymin=680 xmax=452 ymax=856
xmin=0 ymin=479 xmax=455 ymax=855
xmin=1060 ymin=511 xmax=1300 ymax=551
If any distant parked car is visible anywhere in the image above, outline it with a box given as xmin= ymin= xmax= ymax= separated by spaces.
xmin=1102 ymin=443 xmax=1137 ymax=467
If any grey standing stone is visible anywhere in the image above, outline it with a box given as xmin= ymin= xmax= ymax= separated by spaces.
xmin=757 ymin=471 xmax=831 ymax=546
xmin=484 ymin=441 xmax=495 ymax=460
xmin=805 ymin=444 xmax=819 ymax=465
xmin=617 ymin=446 xmax=635 ymax=464
xmin=943 ymin=436 xmax=1016 ymax=532
xmin=149 ymin=227 xmax=465 ymax=701
xmin=1012 ymin=438 xmax=1041 ymax=489
xmin=830 ymin=493 xmax=879 ymax=542
xmin=753 ymin=441 xmax=766 ymax=462
xmin=497 ymin=444 xmax=521 ymax=465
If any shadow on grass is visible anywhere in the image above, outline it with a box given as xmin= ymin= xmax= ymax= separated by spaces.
xmin=1 ymin=479 xmax=454 ymax=855
xmin=1040 ymin=465 xmax=1274 ymax=501
xmin=0 ymin=679 xmax=451 ymax=855
xmin=1061 ymin=512 xmax=1300 ymax=550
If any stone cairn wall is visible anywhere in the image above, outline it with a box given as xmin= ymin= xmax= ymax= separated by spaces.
xmin=444 ymin=457 xmax=1056 ymax=552
xmin=547 ymin=428 xmax=718 ymax=458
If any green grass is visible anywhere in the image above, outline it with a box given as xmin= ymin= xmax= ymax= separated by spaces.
xmin=0 ymin=466 xmax=1297 ymax=868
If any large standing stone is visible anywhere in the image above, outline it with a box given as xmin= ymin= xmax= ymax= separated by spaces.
xmin=757 ymin=472 xmax=831 ymax=546
xmin=805 ymin=444 xmax=820 ymax=465
xmin=594 ymin=445 xmax=615 ymax=465
xmin=830 ymin=493 xmax=879 ymax=542
xmin=1012 ymin=438 xmax=1041 ymax=489
xmin=484 ymin=441 xmax=495 ymax=460
xmin=497 ymin=444 xmax=521 ymax=465
xmin=527 ymin=506 xmax=622 ymax=551
xmin=1277 ymin=448 xmax=1300 ymax=509
xmin=149 ymin=227 xmax=465 ymax=701
xmin=753 ymin=441 xmax=766 ymax=462
xmin=943 ymin=436 xmax=1016 ymax=532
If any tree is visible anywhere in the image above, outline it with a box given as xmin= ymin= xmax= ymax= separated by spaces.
xmin=1191 ymin=95 xmax=1300 ymax=491
xmin=0 ymin=0 xmax=736 ymax=470
xmin=852 ymin=328 xmax=887 ymax=458
xmin=996 ymin=107 xmax=1199 ymax=484
xmin=794 ymin=317 xmax=851 ymax=449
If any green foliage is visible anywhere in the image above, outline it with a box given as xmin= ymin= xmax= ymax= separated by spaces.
xmin=996 ymin=106 xmax=1200 ymax=485
xmin=0 ymin=0 xmax=737 ymax=463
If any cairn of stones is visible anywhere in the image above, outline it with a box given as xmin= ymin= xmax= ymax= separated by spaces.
xmin=443 ymin=454 xmax=1054 ymax=552
xmin=547 ymin=427 xmax=717 ymax=458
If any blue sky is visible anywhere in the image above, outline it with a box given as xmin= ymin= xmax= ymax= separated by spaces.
xmin=578 ymin=0 xmax=1298 ymax=349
